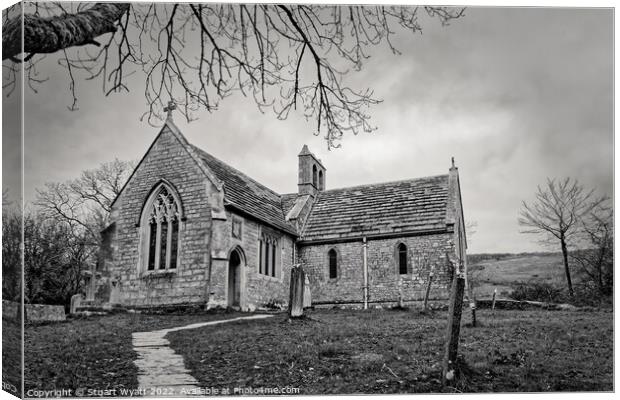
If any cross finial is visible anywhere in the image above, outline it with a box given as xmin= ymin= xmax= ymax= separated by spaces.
xmin=164 ymin=100 xmax=177 ymax=121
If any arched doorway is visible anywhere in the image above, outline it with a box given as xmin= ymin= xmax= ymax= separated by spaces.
xmin=228 ymin=248 xmax=243 ymax=307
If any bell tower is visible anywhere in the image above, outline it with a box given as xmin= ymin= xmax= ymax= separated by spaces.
xmin=298 ymin=145 xmax=326 ymax=196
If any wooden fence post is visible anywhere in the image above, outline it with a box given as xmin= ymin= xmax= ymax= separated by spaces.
xmin=423 ymin=271 xmax=434 ymax=312
xmin=288 ymin=265 xmax=305 ymax=318
xmin=491 ymin=289 xmax=497 ymax=311
xmin=442 ymin=270 xmax=466 ymax=386
xmin=469 ymin=298 xmax=476 ymax=327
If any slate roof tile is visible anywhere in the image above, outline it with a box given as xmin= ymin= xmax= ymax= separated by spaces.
xmin=189 ymin=143 xmax=450 ymax=242
xmin=300 ymin=175 xmax=450 ymax=241
xmin=190 ymin=145 xmax=296 ymax=235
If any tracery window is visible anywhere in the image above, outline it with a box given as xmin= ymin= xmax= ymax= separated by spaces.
xmin=142 ymin=184 xmax=181 ymax=271
xmin=258 ymin=232 xmax=279 ymax=278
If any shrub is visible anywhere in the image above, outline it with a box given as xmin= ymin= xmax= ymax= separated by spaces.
xmin=509 ymin=282 xmax=564 ymax=303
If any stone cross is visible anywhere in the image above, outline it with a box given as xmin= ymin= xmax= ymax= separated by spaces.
xmin=164 ymin=100 xmax=177 ymax=120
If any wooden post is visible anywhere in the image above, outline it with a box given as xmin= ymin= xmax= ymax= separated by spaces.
xmin=491 ymin=289 xmax=497 ymax=310
xmin=469 ymin=298 xmax=476 ymax=327
xmin=442 ymin=271 xmax=466 ymax=386
xmin=423 ymin=271 xmax=434 ymax=312
xmin=288 ymin=265 xmax=305 ymax=318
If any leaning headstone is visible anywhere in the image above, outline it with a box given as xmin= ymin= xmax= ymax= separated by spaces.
xmin=288 ymin=265 xmax=305 ymax=318
xmin=442 ymin=271 xmax=466 ymax=386
xmin=70 ymin=293 xmax=84 ymax=314
xmin=303 ymin=275 xmax=312 ymax=308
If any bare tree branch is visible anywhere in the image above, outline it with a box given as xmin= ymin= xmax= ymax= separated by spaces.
xmin=2 ymin=3 xmax=130 ymax=60
xmin=3 ymin=3 xmax=464 ymax=149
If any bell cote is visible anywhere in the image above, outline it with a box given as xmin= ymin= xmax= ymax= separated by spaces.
xmin=298 ymin=145 xmax=326 ymax=196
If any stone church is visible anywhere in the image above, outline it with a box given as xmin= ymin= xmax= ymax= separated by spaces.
xmin=91 ymin=116 xmax=467 ymax=311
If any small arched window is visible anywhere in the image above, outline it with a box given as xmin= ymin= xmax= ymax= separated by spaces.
xmin=312 ymin=164 xmax=318 ymax=188
xmin=328 ymin=248 xmax=338 ymax=279
xmin=398 ymin=243 xmax=408 ymax=275
xmin=141 ymin=183 xmax=181 ymax=271
xmin=318 ymin=170 xmax=324 ymax=190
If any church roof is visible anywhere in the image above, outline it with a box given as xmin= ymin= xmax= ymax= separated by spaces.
xmin=190 ymin=145 xmax=297 ymax=235
xmin=299 ymin=175 xmax=451 ymax=242
xmin=192 ymin=142 xmax=451 ymax=241
xmin=280 ymin=193 xmax=298 ymax=216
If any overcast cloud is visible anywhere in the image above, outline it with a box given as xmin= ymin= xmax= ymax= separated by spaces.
xmin=2 ymin=6 xmax=613 ymax=253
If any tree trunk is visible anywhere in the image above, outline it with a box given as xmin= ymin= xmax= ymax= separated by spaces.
xmin=288 ymin=265 xmax=305 ymax=318
xmin=560 ymin=237 xmax=574 ymax=297
xmin=3 ymin=3 xmax=130 ymax=60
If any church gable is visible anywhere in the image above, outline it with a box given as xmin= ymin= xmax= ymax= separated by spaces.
xmin=110 ymin=121 xmax=221 ymax=213
xmin=105 ymin=122 xmax=219 ymax=306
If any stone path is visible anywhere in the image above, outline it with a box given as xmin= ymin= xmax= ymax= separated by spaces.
xmin=132 ymin=314 xmax=274 ymax=396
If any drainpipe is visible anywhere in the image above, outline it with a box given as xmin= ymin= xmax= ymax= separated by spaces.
xmin=363 ymin=237 xmax=368 ymax=310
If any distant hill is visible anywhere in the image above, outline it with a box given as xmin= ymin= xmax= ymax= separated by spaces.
xmin=467 ymin=252 xmax=565 ymax=299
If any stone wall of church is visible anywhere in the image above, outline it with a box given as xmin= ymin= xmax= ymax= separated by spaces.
xmin=298 ymin=232 xmax=456 ymax=307
xmin=207 ymin=210 xmax=296 ymax=311
xmin=108 ymin=126 xmax=213 ymax=307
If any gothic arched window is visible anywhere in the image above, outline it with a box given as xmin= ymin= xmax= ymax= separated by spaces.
xmin=398 ymin=243 xmax=408 ymax=275
xmin=328 ymin=248 xmax=338 ymax=279
xmin=141 ymin=183 xmax=182 ymax=271
xmin=318 ymin=170 xmax=324 ymax=190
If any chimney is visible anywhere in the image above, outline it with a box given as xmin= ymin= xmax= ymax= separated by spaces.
xmin=298 ymin=145 xmax=326 ymax=196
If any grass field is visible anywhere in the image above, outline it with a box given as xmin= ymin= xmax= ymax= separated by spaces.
xmin=2 ymin=318 xmax=22 ymax=397
xmin=22 ymin=311 xmax=247 ymax=394
xmin=18 ymin=298 xmax=612 ymax=394
xmin=166 ymin=308 xmax=612 ymax=393
xmin=469 ymin=253 xmax=567 ymax=298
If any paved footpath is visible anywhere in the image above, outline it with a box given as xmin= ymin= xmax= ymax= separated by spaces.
xmin=132 ymin=314 xmax=274 ymax=397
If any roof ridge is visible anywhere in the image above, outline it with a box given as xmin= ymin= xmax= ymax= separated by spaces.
xmin=320 ymin=174 xmax=449 ymax=193
xmin=189 ymin=144 xmax=283 ymax=200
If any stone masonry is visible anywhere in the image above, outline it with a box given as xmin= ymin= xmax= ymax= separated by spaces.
xmin=96 ymin=119 xmax=467 ymax=311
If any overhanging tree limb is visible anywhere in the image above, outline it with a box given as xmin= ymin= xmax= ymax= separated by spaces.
xmin=2 ymin=3 xmax=130 ymax=60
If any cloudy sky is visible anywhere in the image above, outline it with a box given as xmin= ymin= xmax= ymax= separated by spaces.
xmin=2 ymin=6 xmax=613 ymax=253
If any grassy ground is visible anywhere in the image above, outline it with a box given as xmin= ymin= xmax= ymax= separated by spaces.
xmin=167 ymin=308 xmax=612 ymax=394
xmin=470 ymin=253 xmax=566 ymax=298
xmin=23 ymin=310 xmax=247 ymax=393
xmin=2 ymin=317 xmax=22 ymax=397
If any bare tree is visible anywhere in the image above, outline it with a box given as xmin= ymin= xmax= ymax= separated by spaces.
xmin=518 ymin=178 xmax=605 ymax=297
xmin=2 ymin=3 xmax=464 ymax=149
xmin=570 ymin=202 xmax=613 ymax=296
xmin=35 ymin=158 xmax=135 ymax=246
xmin=21 ymin=159 xmax=134 ymax=305
xmin=2 ymin=209 xmax=22 ymax=301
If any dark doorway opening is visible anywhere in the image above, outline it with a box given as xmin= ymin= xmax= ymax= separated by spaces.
xmin=228 ymin=249 xmax=242 ymax=307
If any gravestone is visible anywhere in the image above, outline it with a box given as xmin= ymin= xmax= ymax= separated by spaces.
xmin=288 ymin=265 xmax=305 ymax=318
xmin=442 ymin=271 xmax=465 ymax=386
xmin=303 ymin=275 xmax=312 ymax=308
xmin=70 ymin=293 xmax=84 ymax=314
xmin=109 ymin=279 xmax=120 ymax=304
